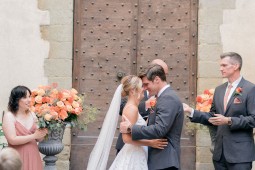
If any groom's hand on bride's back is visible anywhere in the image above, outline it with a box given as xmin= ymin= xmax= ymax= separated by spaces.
xmin=120 ymin=115 xmax=131 ymax=134
xmin=149 ymin=139 xmax=168 ymax=149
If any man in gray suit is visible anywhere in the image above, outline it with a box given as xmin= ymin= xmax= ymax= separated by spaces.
xmin=183 ymin=52 xmax=255 ymax=170
xmin=120 ymin=64 xmax=184 ymax=170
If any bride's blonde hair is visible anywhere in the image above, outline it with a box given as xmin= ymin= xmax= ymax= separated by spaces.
xmin=121 ymin=75 xmax=142 ymax=97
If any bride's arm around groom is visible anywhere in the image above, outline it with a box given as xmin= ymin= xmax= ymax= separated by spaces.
xmin=121 ymin=105 xmax=167 ymax=149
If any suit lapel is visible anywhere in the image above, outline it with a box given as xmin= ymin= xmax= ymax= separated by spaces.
xmin=225 ymin=78 xmax=245 ymax=114
xmin=144 ymin=91 xmax=148 ymax=100
xmin=219 ymin=84 xmax=227 ymax=115
xmin=148 ymin=87 xmax=170 ymax=125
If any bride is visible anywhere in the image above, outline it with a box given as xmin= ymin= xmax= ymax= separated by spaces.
xmin=87 ymin=75 xmax=168 ymax=170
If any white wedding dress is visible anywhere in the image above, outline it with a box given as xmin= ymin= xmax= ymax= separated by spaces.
xmin=109 ymin=113 xmax=148 ymax=170
xmin=87 ymin=85 xmax=148 ymax=170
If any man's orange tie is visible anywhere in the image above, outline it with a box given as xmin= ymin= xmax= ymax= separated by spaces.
xmin=224 ymin=84 xmax=232 ymax=111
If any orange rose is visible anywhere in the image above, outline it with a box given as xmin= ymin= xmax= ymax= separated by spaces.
xmin=42 ymin=97 xmax=50 ymax=103
xmin=71 ymin=88 xmax=78 ymax=95
xmin=209 ymin=89 xmax=215 ymax=95
xmin=34 ymin=104 xmax=42 ymax=114
xmin=44 ymin=114 xmax=52 ymax=121
xmin=59 ymin=109 xmax=68 ymax=120
xmin=234 ymin=87 xmax=242 ymax=96
xmin=201 ymin=94 xmax=209 ymax=100
xmin=200 ymin=105 xmax=211 ymax=112
xmin=208 ymin=98 xmax=213 ymax=104
xmin=72 ymin=101 xmax=80 ymax=108
xmin=204 ymin=89 xmax=210 ymax=95
xmin=62 ymin=91 xmax=70 ymax=99
xmin=66 ymin=104 xmax=73 ymax=112
xmin=74 ymin=107 xmax=82 ymax=115
xmin=150 ymin=99 xmax=156 ymax=108
xmin=67 ymin=96 xmax=74 ymax=104
xmin=76 ymin=97 xmax=82 ymax=103
xmin=31 ymin=91 xmax=37 ymax=97
xmin=50 ymin=111 xmax=58 ymax=120
xmin=35 ymin=96 xmax=42 ymax=104
xmin=57 ymin=101 xmax=65 ymax=108
xmin=37 ymin=88 xmax=45 ymax=96
xmin=236 ymin=87 xmax=242 ymax=93
xmin=51 ymin=88 xmax=58 ymax=95
xmin=196 ymin=96 xmax=203 ymax=103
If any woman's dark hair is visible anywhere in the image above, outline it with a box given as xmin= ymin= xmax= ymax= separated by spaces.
xmin=8 ymin=86 xmax=31 ymax=114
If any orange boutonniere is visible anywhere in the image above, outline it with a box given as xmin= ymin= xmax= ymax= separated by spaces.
xmin=234 ymin=87 xmax=242 ymax=96
xmin=150 ymin=99 xmax=157 ymax=109
xmin=149 ymin=98 xmax=157 ymax=114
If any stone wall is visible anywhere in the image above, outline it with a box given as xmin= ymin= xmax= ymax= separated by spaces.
xmin=0 ymin=0 xmax=49 ymax=115
xmin=197 ymin=0 xmax=236 ymax=169
xmin=0 ymin=0 xmax=73 ymax=169
xmin=38 ymin=0 xmax=73 ymax=169
xmin=0 ymin=0 xmax=50 ymax=150
xmin=197 ymin=0 xmax=255 ymax=170
xmin=39 ymin=0 xmax=73 ymax=89
xmin=221 ymin=0 xmax=255 ymax=82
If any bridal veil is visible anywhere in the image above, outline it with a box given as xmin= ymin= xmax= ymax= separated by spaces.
xmin=87 ymin=84 xmax=122 ymax=170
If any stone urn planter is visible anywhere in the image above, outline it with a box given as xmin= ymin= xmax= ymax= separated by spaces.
xmin=38 ymin=124 xmax=65 ymax=170
xmin=207 ymin=125 xmax=217 ymax=153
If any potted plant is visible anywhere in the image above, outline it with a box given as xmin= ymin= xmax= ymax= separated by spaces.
xmin=30 ymin=83 xmax=97 ymax=169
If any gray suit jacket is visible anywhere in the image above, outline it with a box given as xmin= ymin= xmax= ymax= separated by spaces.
xmin=191 ymin=78 xmax=255 ymax=163
xmin=132 ymin=86 xmax=184 ymax=170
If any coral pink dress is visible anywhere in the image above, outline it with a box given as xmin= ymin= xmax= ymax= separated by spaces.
xmin=8 ymin=119 xmax=43 ymax=170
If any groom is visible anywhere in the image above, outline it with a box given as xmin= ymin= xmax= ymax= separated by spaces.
xmin=120 ymin=64 xmax=184 ymax=170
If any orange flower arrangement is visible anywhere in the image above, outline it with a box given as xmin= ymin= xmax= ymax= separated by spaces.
xmin=196 ymin=89 xmax=215 ymax=112
xmin=30 ymin=83 xmax=84 ymax=130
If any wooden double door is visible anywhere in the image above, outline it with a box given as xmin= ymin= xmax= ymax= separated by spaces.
xmin=72 ymin=0 xmax=198 ymax=169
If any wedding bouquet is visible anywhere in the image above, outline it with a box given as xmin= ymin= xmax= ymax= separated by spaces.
xmin=30 ymin=83 xmax=87 ymax=130
xmin=195 ymin=89 xmax=215 ymax=112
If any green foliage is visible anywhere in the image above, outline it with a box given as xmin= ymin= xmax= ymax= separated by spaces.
xmin=0 ymin=123 xmax=4 ymax=136
xmin=71 ymin=105 xmax=98 ymax=130
xmin=0 ymin=123 xmax=8 ymax=149
xmin=184 ymin=118 xmax=209 ymax=137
